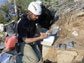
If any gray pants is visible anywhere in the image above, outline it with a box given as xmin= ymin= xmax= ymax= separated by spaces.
xmin=16 ymin=42 xmax=38 ymax=63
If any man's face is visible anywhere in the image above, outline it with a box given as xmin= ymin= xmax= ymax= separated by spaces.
xmin=28 ymin=11 xmax=39 ymax=21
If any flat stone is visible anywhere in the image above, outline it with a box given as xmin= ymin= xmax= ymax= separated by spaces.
xmin=56 ymin=50 xmax=77 ymax=63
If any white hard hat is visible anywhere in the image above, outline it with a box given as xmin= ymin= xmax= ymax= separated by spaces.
xmin=36 ymin=0 xmax=42 ymax=5
xmin=28 ymin=2 xmax=42 ymax=15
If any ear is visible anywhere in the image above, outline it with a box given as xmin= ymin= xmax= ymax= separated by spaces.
xmin=28 ymin=10 xmax=33 ymax=16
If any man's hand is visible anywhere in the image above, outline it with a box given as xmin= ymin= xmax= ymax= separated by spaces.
xmin=23 ymin=32 xmax=50 ymax=43
xmin=39 ymin=32 xmax=48 ymax=39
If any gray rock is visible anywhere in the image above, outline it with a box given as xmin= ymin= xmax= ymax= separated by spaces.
xmin=54 ymin=44 xmax=60 ymax=48
xmin=60 ymin=44 xmax=66 ymax=50
xmin=67 ymin=42 xmax=74 ymax=48
xmin=0 ymin=42 xmax=5 ymax=49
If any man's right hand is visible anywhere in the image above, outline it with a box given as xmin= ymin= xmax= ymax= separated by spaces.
xmin=23 ymin=32 xmax=48 ymax=43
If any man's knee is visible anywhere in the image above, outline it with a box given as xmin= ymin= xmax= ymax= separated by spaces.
xmin=22 ymin=55 xmax=38 ymax=63
xmin=21 ymin=43 xmax=39 ymax=63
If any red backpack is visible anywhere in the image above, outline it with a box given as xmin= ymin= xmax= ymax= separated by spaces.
xmin=4 ymin=35 xmax=18 ymax=50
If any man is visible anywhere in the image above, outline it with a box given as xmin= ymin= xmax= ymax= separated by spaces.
xmin=17 ymin=2 xmax=48 ymax=63
xmin=36 ymin=0 xmax=54 ymax=29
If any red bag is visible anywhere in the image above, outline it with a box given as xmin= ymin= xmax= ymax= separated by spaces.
xmin=4 ymin=35 xmax=18 ymax=50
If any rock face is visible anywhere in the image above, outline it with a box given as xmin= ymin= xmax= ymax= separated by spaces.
xmin=50 ymin=10 xmax=84 ymax=44
xmin=42 ymin=9 xmax=84 ymax=63
xmin=42 ymin=2 xmax=84 ymax=62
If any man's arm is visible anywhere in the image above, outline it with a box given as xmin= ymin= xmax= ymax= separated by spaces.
xmin=22 ymin=32 xmax=48 ymax=43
